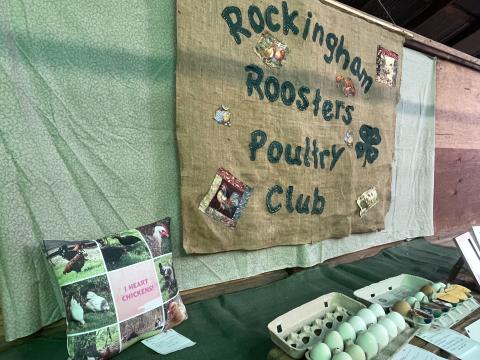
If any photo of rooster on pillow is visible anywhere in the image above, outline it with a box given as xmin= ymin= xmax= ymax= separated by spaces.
xmin=137 ymin=218 xmax=173 ymax=257
xmin=44 ymin=240 xmax=105 ymax=287
xmin=154 ymin=254 xmax=178 ymax=301
xmin=97 ymin=229 xmax=152 ymax=272
xmin=67 ymin=324 xmax=120 ymax=360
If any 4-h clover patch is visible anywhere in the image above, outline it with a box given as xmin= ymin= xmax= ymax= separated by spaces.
xmin=355 ymin=124 xmax=381 ymax=167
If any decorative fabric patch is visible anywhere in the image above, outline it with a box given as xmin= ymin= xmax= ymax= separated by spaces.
xmin=355 ymin=124 xmax=382 ymax=167
xmin=336 ymin=74 xmax=356 ymax=97
xmin=199 ymin=168 xmax=253 ymax=228
xmin=344 ymin=129 xmax=354 ymax=148
xmin=213 ymin=105 xmax=232 ymax=126
xmin=375 ymin=46 xmax=399 ymax=87
xmin=42 ymin=218 xmax=187 ymax=360
xmin=254 ymin=30 xmax=289 ymax=68
xmin=357 ymin=187 xmax=379 ymax=217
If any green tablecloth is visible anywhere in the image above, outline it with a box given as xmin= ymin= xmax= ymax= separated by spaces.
xmin=0 ymin=239 xmax=460 ymax=360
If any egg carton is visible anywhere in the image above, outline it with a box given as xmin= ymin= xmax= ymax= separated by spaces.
xmin=353 ymin=274 xmax=432 ymax=309
xmin=304 ymin=325 xmax=417 ymax=360
xmin=407 ymin=294 xmax=480 ymax=329
xmin=436 ymin=296 xmax=480 ymax=327
xmin=354 ymin=274 xmax=480 ymax=328
xmin=267 ymin=292 xmax=366 ymax=359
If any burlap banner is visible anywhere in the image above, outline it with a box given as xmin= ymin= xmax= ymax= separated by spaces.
xmin=176 ymin=0 xmax=404 ymax=253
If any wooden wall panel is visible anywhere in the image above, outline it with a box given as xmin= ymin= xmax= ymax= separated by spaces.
xmin=433 ymin=60 xmax=480 ymax=239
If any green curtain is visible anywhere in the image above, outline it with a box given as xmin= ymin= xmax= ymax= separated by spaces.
xmin=0 ymin=0 xmax=178 ymax=341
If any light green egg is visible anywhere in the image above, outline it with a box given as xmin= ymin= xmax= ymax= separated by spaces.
xmin=432 ymin=282 xmax=446 ymax=292
xmin=348 ymin=316 xmax=367 ymax=334
xmin=310 ymin=342 xmax=332 ymax=360
xmin=386 ymin=311 xmax=406 ymax=332
xmin=357 ymin=309 xmax=377 ymax=327
xmin=414 ymin=292 xmax=428 ymax=303
xmin=368 ymin=303 xmax=385 ymax=319
xmin=367 ymin=324 xmax=389 ymax=350
xmin=337 ymin=322 xmax=356 ymax=342
xmin=332 ymin=352 xmax=353 ymax=360
xmin=378 ymin=317 xmax=398 ymax=340
xmin=325 ymin=331 xmax=344 ymax=352
xmin=355 ymin=331 xmax=378 ymax=360
xmin=345 ymin=344 xmax=366 ymax=360
xmin=405 ymin=296 xmax=418 ymax=306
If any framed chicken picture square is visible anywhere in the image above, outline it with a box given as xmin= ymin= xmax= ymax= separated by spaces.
xmin=42 ymin=218 xmax=187 ymax=360
xmin=198 ymin=167 xmax=253 ymax=228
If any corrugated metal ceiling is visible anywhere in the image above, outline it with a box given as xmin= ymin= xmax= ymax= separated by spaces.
xmin=337 ymin=0 xmax=480 ymax=58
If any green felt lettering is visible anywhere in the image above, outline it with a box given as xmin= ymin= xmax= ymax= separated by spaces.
xmin=222 ymin=6 xmax=251 ymax=44
xmin=266 ymin=185 xmax=283 ymax=214
xmin=249 ymin=129 xmax=267 ymax=161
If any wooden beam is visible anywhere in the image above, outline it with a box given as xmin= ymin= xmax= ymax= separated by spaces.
xmin=322 ymin=1 xmax=480 ymax=71
xmin=405 ymin=33 xmax=480 ymax=71
xmin=181 ymin=270 xmax=288 ymax=304
xmin=318 ymin=0 xmax=414 ymax=38
xmin=453 ymin=28 xmax=480 ymax=56
xmin=352 ymin=0 xmax=372 ymax=10
xmin=413 ymin=5 xmax=474 ymax=43
xmin=447 ymin=20 xmax=480 ymax=47
xmin=405 ymin=0 xmax=455 ymax=29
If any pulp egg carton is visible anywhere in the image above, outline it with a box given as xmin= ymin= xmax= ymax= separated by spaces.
xmin=303 ymin=304 xmax=417 ymax=360
xmin=403 ymin=291 xmax=479 ymax=329
xmin=304 ymin=325 xmax=417 ymax=360
xmin=354 ymin=274 xmax=480 ymax=328
xmin=433 ymin=296 xmax=480 ymax=328
xmin=353 ymin=274 xmax=432 ymax=309
xmin=267 ymin=292 xmax=365 ymax=359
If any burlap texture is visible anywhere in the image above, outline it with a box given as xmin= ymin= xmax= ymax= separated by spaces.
xmin=176 ymin=0 xmax=404 ymax=253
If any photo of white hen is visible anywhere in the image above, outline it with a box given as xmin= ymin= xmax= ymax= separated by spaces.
xmin=70 ymin=297 xmax=85 ymax=325
xmin=85 ymin=291 xmax=110 ymax=312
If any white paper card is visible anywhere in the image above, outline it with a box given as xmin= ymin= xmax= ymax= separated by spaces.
xmin=466 ymin=319 xmax=480 ymax=343
xmin=418 ymin=326 xmax=480 ymax=360
xmin=372 ymin=286 xmax=416 ymax=307
xmin=142 ymin=330 xmax=196 ymax=355
xmin=391 ymin=344 xmax=444 ymax=360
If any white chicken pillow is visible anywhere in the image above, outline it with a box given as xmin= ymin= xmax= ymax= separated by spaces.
xmin=43 ymin=217 xmax=187 ymax=360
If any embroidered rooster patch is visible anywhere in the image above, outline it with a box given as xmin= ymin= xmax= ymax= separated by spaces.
xmin=199 ymin=168 xmax=253 ymax=228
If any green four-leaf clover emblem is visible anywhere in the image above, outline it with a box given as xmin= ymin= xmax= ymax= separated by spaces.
xmin=355 ymin=124 xmax=381 ymax=167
